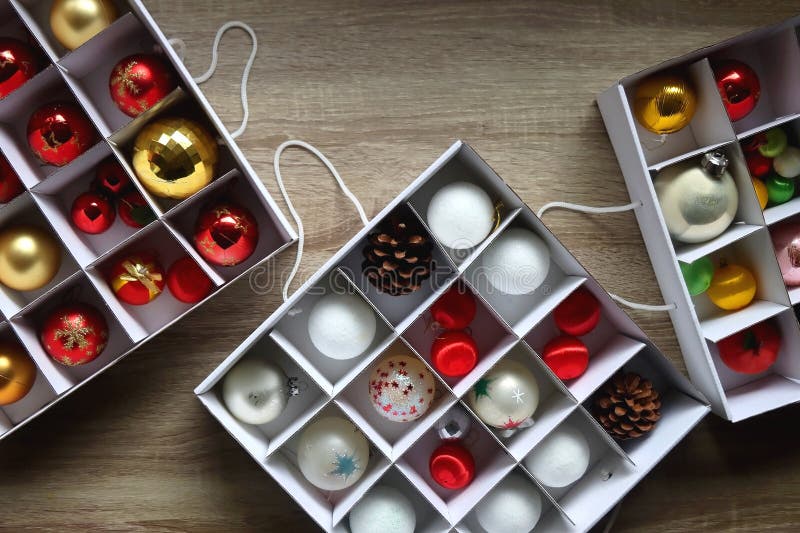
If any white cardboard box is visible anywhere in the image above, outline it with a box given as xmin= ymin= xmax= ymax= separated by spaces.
xmin=195 ymin=141 xmax=709 ymax=532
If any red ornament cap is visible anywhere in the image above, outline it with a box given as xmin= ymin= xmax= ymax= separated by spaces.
xmin=0 ymin=152 xmax=24 ymax=203
xmin=746 ymin=151 xmax=772 ymax=179
xmin=714 ymin=60 xmax=761 ymax=122
xmin=166 ymin=256 xmax=213 ymax=304
xmin=71 ymin=191 xmax=115 ymax=234
xmin=108 ymin=252 xmax=166 ymax=305
xmin=430 ymin=283 xmax=477 ymax=329
xmin=718 ymin=320 xmax=781 ymax=374
xmin=109 ymin=53 xmax=177 ymax=117
xmin=429 ymin=443 xmax=475 ymax=490
xmin=431 ymin=330 xmax=478 ymax=377
xmin=542 ymin=335 xmax=589 ymax=381
xmin=0 ymin=38 xmax=41 ymax=99
xmin=93 ymin=157 xmax=132 ymax=197
xmin=193 ymin=201 xmax=259 ymax=267
xmin=553 ymin=287 xmax=601 ymax=337
xmin=118 ymin=191 xmax=156 ymax=228
xmin=27 ymin=102 xmax=97 ymax=166
xmin=40 ymin=302 xmax=109 ymax=366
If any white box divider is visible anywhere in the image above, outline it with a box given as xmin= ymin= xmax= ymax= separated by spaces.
xmin=195 ymin=141 xmax=709 ymax=532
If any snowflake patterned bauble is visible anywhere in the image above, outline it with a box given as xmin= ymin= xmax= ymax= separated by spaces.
xmin=297 ymin=416 xmax=369 ymax=491
xmin=40 ymin=302 xmax=109 ymax=366
xmin=467 ymin=359 xmax=539 ymax=430
xmin=193 ymin=201 xmax=259 ymax=267
xmin=109 ymin=54 xmax=176 ymax=118
xmin=368 ymin=354 xmax=435 ymax=423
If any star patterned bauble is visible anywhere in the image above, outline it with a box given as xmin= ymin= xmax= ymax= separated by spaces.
xmin=109 ymin=54 xmax=176 ymax=117
xmin=40 ymin=302 xmax=108 ymax=366
xmin=468 ymin=359 xmax=540 ymax=429
xmin=297 ymin=416 xmax=370 ymax=491
xmin=27 ymin=102 xmax=96 ymax=167
xmin=193 ymin=201 xmax=259 ymax=267
xmin=368 ymin=354 xmax=435 ymax=423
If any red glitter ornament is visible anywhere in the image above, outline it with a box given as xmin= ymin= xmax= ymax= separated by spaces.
xmin=714 ymin=60 xmax=761 ymax=122
xmin=0 ymin=38 xmax=40 ymax=99
xmin=117 ymin=191 xmax=155 ymax=229
xmin=108 ymin=252 xmax=165 ymax=305
xmin=109 ymin=53 xmax=176 ymax=117
xmin=717 ymin=320 xmax=780 ymax=374
xmin=0 ymin=152 xmax=24 ymax=203
xmin=166 ymin=256 xmax=213 ymax=304
xmin=429 ymin=443 xmax=475 ymax=490
xmin=71 ymin=191 xmax=115 ymax=234
xmin=193 ymin=201 xmax=259 ymax=267
xmin=92 ymin=157 xmax=131 ymax=197
xmin=553 ymin=287 xmax=601 ymax=337
xmin=27 ymin=102 xmax=96 ymax=166
xmin=430 ymin=283 xmax=477 ymax=330
xmin=431 ymin=330 xmax=478 ymax=377
xmin=40 ymin=302 xmax=108 ymax=366
xmin=542 ymin=335 xmax=589 ymax=381
xmin=746 ymin=150 xmax=772 ymax=179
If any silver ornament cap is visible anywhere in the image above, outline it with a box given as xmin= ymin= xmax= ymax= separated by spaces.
xmin=435 ymin=407 xmax=473 ymax=441
xmin=700 ymin=151 xmax=729 ymax=177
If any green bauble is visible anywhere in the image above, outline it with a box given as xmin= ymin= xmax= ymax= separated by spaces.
xmin=760 ymin=128 xmax=788 ymax=158
xmin=679 ymin=257 xmax=714 ymax=296
xmin=766 ymin=174 xmax=795 ymax=205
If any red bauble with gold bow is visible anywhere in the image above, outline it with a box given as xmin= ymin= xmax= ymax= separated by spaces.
xmin=193 ymin=201 xmax=259 ymax=266
xmin=109 ymin=53 xmax=176 ymax=117
xmin=108 ymin=252 xmax=165 ymax=305
xmin=0 ymin=38 xmax=41 ymax=99
xmin=92 ymin=157 xmax=132 ymax=197
xmin=27 ymin=102 xmax=96 ymax=166
xmin=40 ymin=302 xmax=108 ymax=366
xmin=0 ymin=152 xmax=23 ymax=203
xmin=71 ymin=191 xmax=115 ymax=234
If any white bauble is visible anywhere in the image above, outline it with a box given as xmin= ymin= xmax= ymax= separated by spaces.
xmin=523 ymin=424 xmax=591 ymax=488
xmin=308 ymin=293 xmax=377 ymax=360
xmin=468 ymin=359 xmax=539 ymax=429
xmin=480 ymin=228 xmax=550 ymax=295
xmin=369 ymin=354 xmax=436 ymax=422
xmin=297 ymin=416 xmax=370 ymax=491
xmin=349 ymin=485 xmax=416 ymax=533
xmin=475 ymin=473 xmax=542 ymax=533
xmin=222 ymin=358 xmax=288 ymax=425
xmin=427 ymin=181 xmax=495 ymax=250
xmin=775 ymin=146 xmax=800 ymax=178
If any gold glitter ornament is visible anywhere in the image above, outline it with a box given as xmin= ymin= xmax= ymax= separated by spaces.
xmin=633 ymin=73 xmax=697 ymax=134
xmin=50 ymin=0 xmax=118 ymax=51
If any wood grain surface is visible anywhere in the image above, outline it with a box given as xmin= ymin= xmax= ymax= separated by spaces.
xmin=3 ymin=1 xmax=800 ymax=531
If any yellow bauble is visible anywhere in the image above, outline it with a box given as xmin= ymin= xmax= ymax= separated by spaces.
xmin=132 ymin=117 xmax=219 ymax=200
xmin=0 ymin=340 xmax=37 ymax=406
xmin=0 ymin=225 xmax=62 ymax=291
xmin=707 ymin=264 xmax=757 ymax=311
xmin=752 ymin=178 xmax=768 ymax=210
xmin=633 ymin=73 xmax=697 ymax=134
xmin=50 ymin=0 xmax=118 ymax=50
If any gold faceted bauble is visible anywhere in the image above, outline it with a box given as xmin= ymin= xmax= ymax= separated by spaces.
xmin=0 ymin=225 xmax=62 ymax=292
xmin=50 ymin=0 xmax=118 ymax=51
xmin=633 ymin=73 xmax=697 ymax=134
xmin=0 ymin=340 xmax=37 ymax=406
xmin=132 ymin=117 xmax=219 ymax=200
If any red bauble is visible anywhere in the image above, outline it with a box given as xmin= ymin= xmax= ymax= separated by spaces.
xmin=118 ymin=191 xmax=155 ymax=228
xmin=40 ymin=302 xmax=108 ymax=366
xmin=108 ymin=252 xmax=165 ymax=305
xmin=71 ymin=191 xmax=115 ymax=234
xmin=742 ymin=133 xmax=766 ymax=153
xmin=92 ymin=157 xmax=131 ymax=197
xmin=714 ymin=60 xmax=761 ymax=122
xmin=430 ymin=283 xmax=477 ymax=329
xmin=717 ymin=321 xmax=781 ymax=374
xmin=109 ymin=53 xmax=176 ymax=117
xmin=542 ymin=335 xmax=589 ymax=380
xmin=746 ymin=151 xmax=772 ymax=178
xmin=431 ymin=330 xmax=478 ymax=377
xmin=553 ymin=287 xmax=601 ymax=337
xmin=27 ymin=102 xmax=96 ymax=166
xmin=0 ymin=152 xmax=23 ymax=203
xmin=0 ymin=38 xmax=40 ymax=99
xmin=167 ymin=256 xmax=213 ymax=303
xmin=429 ymin=443 xmax=475 ymax=490
xmin=193 ymin=201 xmax=259 ymax=266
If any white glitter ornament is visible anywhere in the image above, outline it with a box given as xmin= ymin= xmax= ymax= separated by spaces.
xmin=222 ymin=358 xmax=289 ymax=425
xmin=349 ymin=485 xmax=416 ymax=533
xmin=480 ymin=228 xmax=550 ymax=295
xmin=775 ymin=146 xmax=800 ymax=178
xmin=308 ymin=293 xmax=377 ymax=360
xmin=427 ymin=181 xmax=495 ymax=250
xmin=475 ymin=472 xmax=542 ymax=533
xmin=523 ymin=423 xmax=591 ymax=488
xmin=468 ymin=359 xmax=539 ymax=429
xmin=297 ymin=416 xmax=370 ymax=491
xmin=369 ymin=354 xmax=436 ymax=422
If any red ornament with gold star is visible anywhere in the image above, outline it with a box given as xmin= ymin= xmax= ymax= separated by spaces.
xmin=109 ymin=53 xmax=176 ymax=117
xmin=193 ymin=201 xmax=259 ymax=267
xmin=27 ymin=102 xmax=96 ymax=166
xmin=117 ymin=191 xmax=155 ymax=229
xmin=0 ymin=152 xmax=24 ymax=203
xmin=467 ymin=359 xmax=540 ymax=430
xmin=0 ymin=38 xmax=41 ymax=99
xmin=368 ymin=354 xmax=435 ymax=423
xmin=166 ymin=256 xmax=213 ymax=303
xmin=92 ymin=157 xmax=131 ymax=197
xmin=108 ymin=252 xmax=165 ymax=305
xmin=40 ymin=302 xmax=108 ymax=366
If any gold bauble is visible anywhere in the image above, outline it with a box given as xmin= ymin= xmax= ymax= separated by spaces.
xmin=0 ymin=341 xmax=37 ymax=406
xmin=0 ymin=225 xmax=62 ymax=292
xmin=50 ymin=0 xmax=118 ymax=51
xmin=633 ymin=73 xmax=697 ymax=134
xmin=132 ymin=117 xmax=219 ymax=200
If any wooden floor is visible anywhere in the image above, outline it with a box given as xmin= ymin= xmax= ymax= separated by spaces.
xmin=4 ymin=1 xmax=800 ymax=531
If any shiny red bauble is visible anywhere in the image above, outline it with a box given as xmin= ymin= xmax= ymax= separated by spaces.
xmin=40 ymin=302 xmax=108 ymax=366
xmin=542 ymin=335 xmax=589 ymax=380
xmin=0 ymin=38 xmax=41 ymax=99
xmin=92 ymin=157 xmax=131 ymax=197
xmin=71 ymin=191 xmax=115 ymax=234
xmin=717 ymin=320 xmax=781 ymax=374
xmin=714 ymin=60 xmax=761 ymax=122
xmin=431 ymin=330 xmax=478 ymax=377
xmin=108 ymin=252 xmax=165 ymax=305
xmin=553 ymin=287 xmax=601 ymax=337
xmin=27 ymin=102 xmax=97 ymax=166
xmin=167 ymin=256 xmax=213 ymax=303
xmin=109 ymin=53 xmax=176 ymax=117
xmin=118 ymin=191 xmax=155 ymax=228
xmin=746 ymin=150 xmax=772 ymax=178
xmin=0 ymin=152 xmax=23 ymax=203
xmin=430 ymin=283 xmax=477 ymax=330
xmin=429 ymin=443 xmax=475 ymax=490
xmin=193 ymin=201 xmax=259 ymax=266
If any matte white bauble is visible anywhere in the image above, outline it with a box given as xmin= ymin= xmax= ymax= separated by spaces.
xmin=480 ymin=228 xmax=550 ymax=295
xmin=774 ymin=146 xmax=800 ymax=178
xmin=475 ymin=472 xmax=542 ymax=533
xmin=222 ymin=358 xmax=288 ymax=425
xmin=523 ymin=423 xmax=591 ymax=488
xmin=468 ymin=359 xmax=539 ymax=429
xmin=427 ymin=181 xmax=495 ymax=250
xmin=349 ymin=485 xmax=416 ymax=533
xmin=308 ymin=293 xmax=377 ymax=360
xmin=297 ymin=416 xmax=370 ymax=491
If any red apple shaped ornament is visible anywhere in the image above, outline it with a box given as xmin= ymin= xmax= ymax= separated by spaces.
xmin=193 ymin=201 xmax=259 ymax=266
xmin=717 ymin=321 xmax=781 ymax=374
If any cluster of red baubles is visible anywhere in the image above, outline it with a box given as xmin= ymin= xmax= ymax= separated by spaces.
xmin=429 ymin=283 xmax=479 ymax=377
xmin=542 ymin=287 xmax=602 ymax=381
xmin=107 ymin=252 xmax=213 ymax=306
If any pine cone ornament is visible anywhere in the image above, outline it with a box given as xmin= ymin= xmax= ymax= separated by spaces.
xmin=362 ymin=210 xmax=434 ymax=296
xmin=593 ymin=372 xmax=661 ymax=440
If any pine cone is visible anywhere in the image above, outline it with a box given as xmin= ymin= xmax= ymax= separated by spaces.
xmin=592 ymin=372 xmax=661 ymax=440
xmin=362 ymin=210 xmax=434 ymax=296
